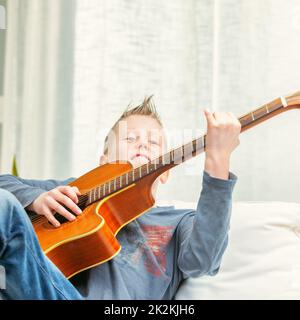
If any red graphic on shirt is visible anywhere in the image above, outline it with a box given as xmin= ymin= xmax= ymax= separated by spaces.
xmin=139 ymin=225 xmax=174 ymax=276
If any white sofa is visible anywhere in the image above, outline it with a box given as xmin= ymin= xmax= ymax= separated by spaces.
xmin=160 ymin=201 xmax=300 ymax=300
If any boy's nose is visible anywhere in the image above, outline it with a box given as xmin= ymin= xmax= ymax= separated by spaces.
xmin=136 ymin=139 xmax=149 ymax=151
xmin=135 ymin=132 xmax=150 ymax=151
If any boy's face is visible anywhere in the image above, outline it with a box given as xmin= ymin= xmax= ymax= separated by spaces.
xmin=100 ymin=115 xmax=169 ymax=185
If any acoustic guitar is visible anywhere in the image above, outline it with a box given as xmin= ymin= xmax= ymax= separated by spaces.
xmin=30 ymin=91 xmax=300 ymax=278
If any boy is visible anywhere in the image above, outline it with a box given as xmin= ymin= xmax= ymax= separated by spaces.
xmin=0 ymin=97 xmax=241 ymax=299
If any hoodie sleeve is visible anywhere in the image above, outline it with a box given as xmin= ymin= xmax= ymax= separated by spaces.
xmin=176 ymin=170 xmax=237 ymax=279
xmin=0 ymin=174 xmax=75 ymax=208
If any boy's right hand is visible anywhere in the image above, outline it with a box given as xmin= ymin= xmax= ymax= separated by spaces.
xmin=27 ymin=186 xmax=82 ymax=227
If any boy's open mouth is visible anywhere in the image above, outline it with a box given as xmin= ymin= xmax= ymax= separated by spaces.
xmin=131 ymin=154 xmax=151 ymax=162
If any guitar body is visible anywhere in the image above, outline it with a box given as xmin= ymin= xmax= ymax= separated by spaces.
xmin=33 ymin=162 xmax=158 ymax=279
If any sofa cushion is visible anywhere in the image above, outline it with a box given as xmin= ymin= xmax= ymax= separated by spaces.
xmin=162 ymin=201 xmax=300 ymax=300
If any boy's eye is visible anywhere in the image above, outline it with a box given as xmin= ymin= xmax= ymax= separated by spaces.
xmin=149 ymin=140 xmax=159 ymax=145
xmin=125 ymin=137 xmax=136 ymax=143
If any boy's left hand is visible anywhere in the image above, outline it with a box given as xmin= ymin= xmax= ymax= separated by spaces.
xmin=203 ymin=109 xmax=241 ymax=180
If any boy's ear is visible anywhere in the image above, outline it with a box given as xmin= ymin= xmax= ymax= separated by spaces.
xmin=100 ymin=154 xmax=108 ymax=166
xmin=159 ymin=170 xmax=170 ymax=184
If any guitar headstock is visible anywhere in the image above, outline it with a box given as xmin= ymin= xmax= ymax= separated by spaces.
xmin=285 ymin=91 xmax=300 ymax=109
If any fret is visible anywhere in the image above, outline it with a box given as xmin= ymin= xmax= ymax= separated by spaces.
xmin=268 ymin=98 xmax=282 ymax=112
xmin=181 ymin=146 xmax=184 ymax=162
xmin=139 ymin=166 xmax=142 ymax=178
xmin=266 ymin=104 xmax=270 ymax=113
xmin=99 ymin=186 xmax=102 ymax=199
xmin=192 ymin=140 xmax=196 ymax=154
xmin=114 ymin=178 xmax=116 ymax=191
xmin=146 ymin=163 xmax=149 ymax=174
xmin=102 ymin=185 xmax=106 ymax=197
xmin=120 ymin=175 xmax=122 ymax=188
xmin=108 ymin=182 xmax=110 ymax=193
xmin=88 ymin=191 xmax=92 ymax=204
xmin=173 ymin=149 xmax=177 ymax=164
xmin=194 ymin=141 xmax=197 ymax=156
xmin=174 ymin=146 xmax=183 ymax=164
xmin=173 ymin=149 xmax=178 ymax=164
xmin=160 ymin=156 xmax=163 ymax=165
xmin=193 ymin=138 xmax=201 ymax=155
xmin=165 ymin=152 xmax=171 ymax=165
xmin=126 ymin=172 xmax=128 ymax=185
xmin=182 ymin=144 xmax=188 ymax=162
xmin=202 ymin=135 xmax=205 ymax=149
xmin=280 ymin=96 xmax=288 ymax=107
xmin=253 ymin=107 xmax=266 ymax=119
xmin=251 ymin=112 xmax=255 ymax=121
xmin=187 ymin=142 xmax=194 ymax=160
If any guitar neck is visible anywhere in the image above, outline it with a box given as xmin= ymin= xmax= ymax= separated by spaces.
xmin=239 ymin=96 xmax=289 ymax=132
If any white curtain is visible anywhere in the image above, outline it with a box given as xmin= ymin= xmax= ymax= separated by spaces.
xmin=1 ymin=0 xmax=76 ymax=179
xmin=2 ymin=0 xmax=300 ymax=202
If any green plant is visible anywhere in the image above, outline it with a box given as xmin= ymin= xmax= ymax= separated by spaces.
xmin=12 ymin=154 xmax=19 ymax=176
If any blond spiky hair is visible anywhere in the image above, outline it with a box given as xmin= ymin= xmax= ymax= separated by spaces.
xmin=103 ymin=95 xmax=163 ymax=154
